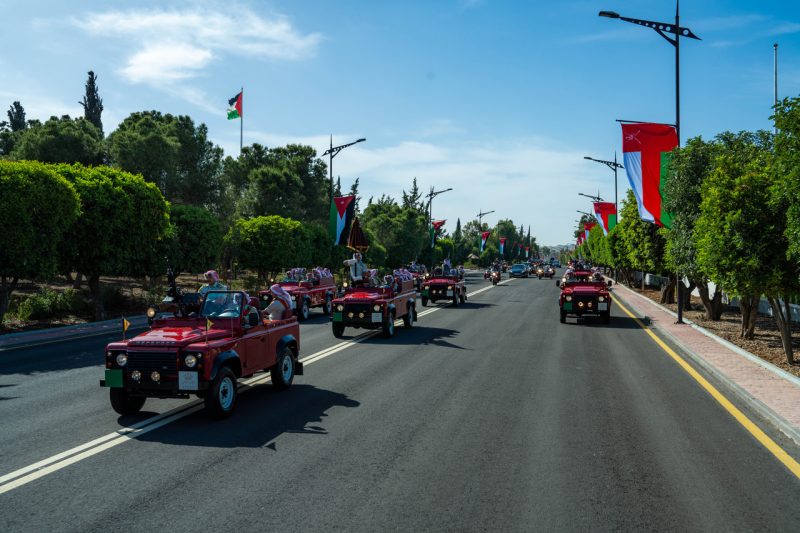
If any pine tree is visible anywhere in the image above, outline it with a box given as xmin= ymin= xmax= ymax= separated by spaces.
xmin=79 ymin=71 xmax=103 ymax=134
xmin=349 ymin=177 xmax=361 ymax=214
xmin=402 ymin=177 xmax=423 ymax=211
xmin=7 ymin=101 xmax=26 ymax=132
xmin=334 ymin=176 xmax=342 ymax=197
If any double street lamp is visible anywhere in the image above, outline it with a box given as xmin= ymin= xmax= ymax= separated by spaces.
xmin=599 ymin=1 xmax=700 ymax=324
xmin=323 ymin=136 xmax=366 ymax=201
xmin=583 ymin=155 xmax=623 ymax=213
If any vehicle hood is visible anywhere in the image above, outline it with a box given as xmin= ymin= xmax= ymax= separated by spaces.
xmin=567 ymin=285 xmax=607 ymax=296
xmin=128 ymin=325 xmax=229 ymax=348
xmin=341 ymin=291 xmax=383 ymax=302
xmin=425 ymin=277 xmax=456 ymax=285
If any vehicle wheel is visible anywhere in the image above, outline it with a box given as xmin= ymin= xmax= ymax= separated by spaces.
xmin=299 ymin=299 xmax=310 ymax=321
xmin=270 ymin=347 xmax=296 ymax=390
xmin=538 ymin=275 xmax=542 ymax=279
xmin=421 ymin=296 xmax=428 ymax=307
xmin=322 ymin=296 xmax=332 ymax=315
xmin=601 ymin=311 xmax=611 ymax=324
xmin=459 ymin=290 xmax=466 ymax=304
xmin=204 ymin=366 xmax=238 ymax=419
xmin=382 ymin=312 xmax=395 ymax=338
xmin=559 ymin=310 xmax=567 ymax=324
xmin=403 ymin=305 xmax=415 ymax=329
xmin=332 ymin=322 xmax=345 ymax=338
xmin=109 ymin=389 xmax=145 ymax=415
xmin=492 ymin=278 xmax=498 ymax=286
xmin=452 ymin=292 xmax=459 ymax=306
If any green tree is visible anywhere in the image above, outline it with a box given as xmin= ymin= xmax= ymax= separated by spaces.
xmin=79 ymin=71 xmax=103 ymax=135
xmin=166 ymin=205 xmax=222 ymax=276
xmin=615 ymin=189 xmax=667 ymax=294
xmin=0 ymin=161 xmax=80 ymax=324
xmin=7 ymin=101 xmax=26 ymax=131
xmin=361 ymin=199 xmax=427 ymax=267
xmin=226 ymin=215 xmax=308 ymax=280
xmin=12 ymin=116 xmax=104 ymax=165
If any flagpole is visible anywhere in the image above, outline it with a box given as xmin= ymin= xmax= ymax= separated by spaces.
xmin=240 ymin=86 xmax=243 ymax=156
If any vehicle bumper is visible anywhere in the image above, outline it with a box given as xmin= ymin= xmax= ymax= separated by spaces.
xmin=100 ymin=369 xmax=209 ymax=398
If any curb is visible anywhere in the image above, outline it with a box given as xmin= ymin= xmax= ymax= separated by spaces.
xmin=0 ymin=315 xmax=149 ymax=352
xmin=610 ymin=281 xmax=800 ymax=447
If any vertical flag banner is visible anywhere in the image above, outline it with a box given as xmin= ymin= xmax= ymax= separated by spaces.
xmin=431 ymin=220 xmax=446 ymax=247
xmin=525 ymin=246 xmax=530 ymax=258
xmin=593 ymin=202 xmax=617 ymax=235
xmin=499 ymin=237 xmax=507 ymax=255
xmin=583 ymin=222 xmax=597 ymax=242
xmin=348 ymin=217 xmax=370 ymax=252
xmin=622 ymin=123 xmax=678 ymax=228
xmin=480 ymin=231 xmax=491 ymax=253
xmin=227 ymin=91 xmax=243 ymax=119
xmin=329 ymin=195 xmax=356 ymax=245
xmin=122 ymin=316 xmax=130 ymax=340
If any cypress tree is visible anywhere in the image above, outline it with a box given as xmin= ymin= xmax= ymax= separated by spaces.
xmin=79 ymin=70 xmax=104 ymax=134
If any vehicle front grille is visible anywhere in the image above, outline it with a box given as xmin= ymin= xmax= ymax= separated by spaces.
xmin=343 ymin=303 xmax=376 ymax=323
xmin=126 ymin=352 xmax=177 ymax=375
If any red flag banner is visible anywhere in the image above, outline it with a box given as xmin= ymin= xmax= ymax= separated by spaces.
xmin=329 ymin=195 xmax=356 ymax=245
xmin=480 ymin=231 xmax=491 ymax=253
xmin=584 ymin=222 xmax=597 ymax=242
xmin=622 ymin=123 xmax=677 ymax=228
xmin=593 ymin=202 xmax=617 ymax=235
xmin=499 ymin=237 xmax=507 ymax=255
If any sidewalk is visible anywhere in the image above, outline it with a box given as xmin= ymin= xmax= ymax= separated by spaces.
xmin=612 ymin=281 xmax=800 ymax=445
xmin=0 ymin=315 xmax=148 ymax=352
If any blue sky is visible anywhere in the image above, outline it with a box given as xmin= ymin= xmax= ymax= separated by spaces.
xmin=2 ymin=0 xmax=799 ymax=245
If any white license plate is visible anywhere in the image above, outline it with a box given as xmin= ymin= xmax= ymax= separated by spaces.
xmin=179 ymin=371 xmax=199 ymax=391
xmin=598 ymin=303 xmax=608 ymax=311
xmin=372 ymin=312 xmax=383 ymax=322
xmin=447 ymin=290 xmax=453 ymax=296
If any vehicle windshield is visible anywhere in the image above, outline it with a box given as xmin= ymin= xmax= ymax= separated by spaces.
xmin=511 ymin=265 xmax=525 ymax=271
xmin=200 ymin=291 xmax=244 ymax=318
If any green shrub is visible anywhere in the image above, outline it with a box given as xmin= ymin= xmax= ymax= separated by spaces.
xmin=16 ymin=288 xmax=88 ymax=320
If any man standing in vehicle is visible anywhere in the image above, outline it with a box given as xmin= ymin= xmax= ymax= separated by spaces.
xmin=344 ymin=252 xmax=368 ymax=285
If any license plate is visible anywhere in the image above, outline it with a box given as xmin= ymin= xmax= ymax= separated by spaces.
xmin=104 ymin=369 xmax=123 ymax=388
xmin=179 ymin=371 xmax=199 ymax=391
xmin=563 ymin=302 xmax=572 ymax=311
xmin=333 ymin=312 xmax=343 ymax=322
xmin=447 ymin=290 xmax=453 ymax=296
xmin=598 ymin=303 xmax=608 ymax=311
xmin=372 ymin=312 xmax=383 ymax=322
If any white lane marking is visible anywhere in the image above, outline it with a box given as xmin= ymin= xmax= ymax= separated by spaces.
xmin=0 ymin=277 xmax=512 ymax=495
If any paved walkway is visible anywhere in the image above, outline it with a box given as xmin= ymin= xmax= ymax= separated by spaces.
xmin=612 ymin=281 xmax=800 ymax=444
xmin=0 ymin=315 xmax=148 ymax=351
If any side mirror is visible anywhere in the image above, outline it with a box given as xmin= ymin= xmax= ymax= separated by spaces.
xmin=607 ymin=280 xmax=613 ymax=287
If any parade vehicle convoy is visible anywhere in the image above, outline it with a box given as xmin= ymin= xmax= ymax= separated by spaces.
xmin=331 ymin=277 xmax=417 ymax=338
xmin=408 ymin=264 xmax=428 ymax=291
xmin=259 ymin=272 xmax=336 ymax=320
xmin=101 ymin=289 xmax=302 ymax=418
xmin=557 ymin=270 xmax=613 ymax=324
xmin=421 ymin=270 xmax=467 ymax=306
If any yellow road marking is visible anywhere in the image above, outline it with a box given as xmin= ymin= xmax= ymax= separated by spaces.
xmin=612 ymin=295 xmax=800 ymax=480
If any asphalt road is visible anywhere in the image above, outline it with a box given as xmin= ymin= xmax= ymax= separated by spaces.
xmin=1 ymin=272 xmax=800 ymax=531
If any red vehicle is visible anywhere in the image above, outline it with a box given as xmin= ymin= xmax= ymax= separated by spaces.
xmin=557 ymin=271 xmax=613 ymax=324
xmin=331 ymin=278 xmax=416 ymax=338
xmin=408 ymin=264 xmax=428 ymax=291
xmin=100 ymin=290 xmax=302 ymax=418
xmin=259 ymin=273 xmax=336 ymax=320
xmin=421 ymin=270 xmax=467 ymax=306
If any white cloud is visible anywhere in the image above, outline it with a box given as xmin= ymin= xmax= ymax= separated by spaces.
xmin=119 ymin=42 xmax=213 ymax=84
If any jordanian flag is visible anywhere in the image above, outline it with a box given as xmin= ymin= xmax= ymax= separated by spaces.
xmin=593 ymin=202 xmax=617 ymax=235
xmin=499 ymin=237 xmax=506 ymax=255
xmin=431 ymin=220 xmax=446 ymax=247
xmin=525 ymin=246 xmax=530 ymax=258
xmin=227 ymin=91 xmax=243 ymax=120
xmin=329 ymin=195 xmax=356 ymax=245
xmin=622 ymin=123 xmax=677 ymax=228
xmin=480 ymin=231 xmax=491 ymax=253
xmin=584 ymin=222 xmax=597 ymax=242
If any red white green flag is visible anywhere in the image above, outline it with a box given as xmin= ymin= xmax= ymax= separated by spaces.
xmin=431 ymin=220 xmax=446 ymax=246
xmin=593 ymin=202 xmax=617 ymax=235
xmin=480 ymin=231 xmax=491 ymax=253
xmin=227 ymin=91 xmax=243 ymax=120
xmin=329 ymin=195 xmax=355 ymax=245
xmin=583 ymin=222 xmax=597 ymax=242
xmin=499 ymin=237 xmax=507 ymax=255
xmin=622 ymin=123 xmax=677 ymax=228
xmin=525 ymin=246 xmax=530 ymax=258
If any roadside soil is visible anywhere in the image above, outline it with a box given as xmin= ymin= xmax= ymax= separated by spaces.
xmin=632 ymin=286 xmax=800 ymax=379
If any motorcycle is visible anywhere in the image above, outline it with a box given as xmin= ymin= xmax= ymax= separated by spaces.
xmin=491 ymin=270 xmax=501 ymax=285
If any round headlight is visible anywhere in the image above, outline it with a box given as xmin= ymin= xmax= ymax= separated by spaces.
xmin=598 ymin=296 xmax=605 ymax=302
xmin=262 ymin=294 xmax=269 ymax=301
xmin=347 ymin=312 xmax=354 ymax=318
xmin=373 ymin=304 xmax=381 ymax=312
xmin=578 ymin=301 xmax=585 ymax=308
xmin=151 ymin=371 xmax=161 ymax=382
xmin=146 ymin=307 xmax=157 ymax=318
xmin=131 ymin=370 xmax=141 ymax=381
xmin=184 ymin=354 xmax=198 ymax=368
xmin=336 ymin=304 xmax=344 ymax=312
xmin=565 ymin=296 xmax=572 ymax=302
xmin=343 ymin=282 xmax=349 ymax=288
xmin=116 ymin=353 xmax=128 ymax=367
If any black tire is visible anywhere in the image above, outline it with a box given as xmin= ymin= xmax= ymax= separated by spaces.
xmin=492 ymin=278 xmax=498 ymax=286
xmin=560 ymin=310 xmax=567 ymax=324
xmin=322 ymin=296 xmax=332 ymax=315
xmin=601 ymin=311 xmax=611 ymax=324
xmin=421 ymin=296 xmax=428 ymax=307
xmin=459 ymin=289 xmax=466 ymax=304
xmin=204 ymin=366 xmax=238 ymax=419
xmin=403 ymin=305 xmax=415 ymax=328
xmin=382 ymin=312 xmax=395 ymax=338
xmin=110 ymin=388 xmax=146 ymax=415
xmin=270 ymin=347 xmax=296 ymax=390
xmin=332 ymin=322 xmax=345 ymax=338
xmin=452 ymin=291 xmax=459 ymax=306
xmin=299 ymin=299 xmax=310 ymax=321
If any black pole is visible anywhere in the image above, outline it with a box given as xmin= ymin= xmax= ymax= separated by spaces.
xmin=328 ymin=135 xmax=333 ymax=203
xmin=614 ymin=151 xmax=619 ymax=216
xmin=675 ymin=0 xmax=685 ymax=324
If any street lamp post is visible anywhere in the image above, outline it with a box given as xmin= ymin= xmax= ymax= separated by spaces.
xmin=476 ymin=209 xmax=495 ymax=228
xmin=584 ymin=155 xmax=623 ymax=214
xmin=600 ymin=1 xmax=699 ymax=324
xmin=427 ymin=187 xmax=453 ymax=265
xmin=323 ymin=136 xmax=366 ymax=202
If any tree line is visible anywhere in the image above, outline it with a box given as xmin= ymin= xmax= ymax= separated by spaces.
xmin=574 ymin=96 xmax=800 ymax=364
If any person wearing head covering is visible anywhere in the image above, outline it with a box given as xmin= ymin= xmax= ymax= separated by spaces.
xmin=343 ymin=252 xmax=367 ymax=284
xmin=198 ymin=270 xmax=227 ymax=296
xmin=265 ymin=283 xmax=294 ymax=320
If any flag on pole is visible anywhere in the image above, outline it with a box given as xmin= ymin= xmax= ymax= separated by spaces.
xmin=525 ymin=246 xmax=530 ymax=258
xmin=329 ymin=195 xmax=356 ymax=245
xmin=122 ymin=316 xmax=130 ymax=340
xmin=431 ymin=220 xmax=446 ymax=247
xmin=593 ymin=202 xmax=617 ymax=234
xmin=622 ymin=123 xmax=678 ymax=228
xmin=480 ymin=231 xmax=491 ymax=253
xmin=499 ymin=237 xmax=506 ymax=255
xmin=227 ymin=91 xmax=243 ymax=119
xmin=348 ymin=216 xmax=370 ymax=252
xmin=584 ymin=222 xmax=597 ymax=242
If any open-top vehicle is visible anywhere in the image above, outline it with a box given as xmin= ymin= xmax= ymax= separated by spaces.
xmin=408 ymin=264 xmax=428 ymax=291
xmin=331 ymin=277 xmax=417 ymax=338
xmin=101 ymin=290 xmax=302 ymax=418
xmin=557 ymin=270 xmax=613 ymax=324
xmin=259 ymin=271 xmax=336 ymax=320
xmin=421 ymin=270 xmax=467 ymax=306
